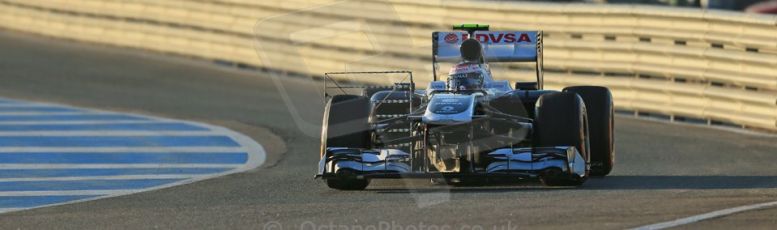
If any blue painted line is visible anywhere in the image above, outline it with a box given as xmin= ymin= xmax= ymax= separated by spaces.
xmin=0 ymin=123 xmax=209 ymax=131
xmin=0 ymin=179 xmax=182 ymax=191
xmin=0 ymin=168 xmax=233 ymax=178
xmin=0 ymin=195 xmax=98 ymax=208
xmin=0 ymin=136 xmax=240 ymax=147
xmin=0 ymin=114 xmax=149 ymax=122
xmin=0 ymin=107 xmax=82 ymax=113
xmin=0 ymin=152 xmax=248 ymax=164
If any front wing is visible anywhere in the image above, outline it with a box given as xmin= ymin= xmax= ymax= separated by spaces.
xmin=315 ymin=146 xmax=585 ymax=180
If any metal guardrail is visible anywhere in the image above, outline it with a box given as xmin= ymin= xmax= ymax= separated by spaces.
xmin=0 ymin=0 xmax=774 ymax=131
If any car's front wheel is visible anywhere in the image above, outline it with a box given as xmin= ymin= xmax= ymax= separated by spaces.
xmin=534 ymin=92 xmax=590 ymax=186
xmin=321 ymin=95 xmax=371 ymax=190
xmin=563 ymin=86 xmax=615 ymax=177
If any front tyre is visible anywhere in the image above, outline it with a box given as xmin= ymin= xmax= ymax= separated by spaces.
xmin=534 ymin=92 xmax=590 ymax=186
xmin=321 ymin=95 xmax=371 ymax=190
xmin=326 ymin=179 xmax=369 ymax=190
xmin=564 ymin=86 xmax=614 ymax=177
xmin=326 ymin=169 xmax=369 ymax=190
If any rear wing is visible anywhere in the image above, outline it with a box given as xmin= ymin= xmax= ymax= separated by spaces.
xmin=432 ymin=31 xmax=542 ymax=63
xmin=432 ymin=30 xmax=544 ymax=88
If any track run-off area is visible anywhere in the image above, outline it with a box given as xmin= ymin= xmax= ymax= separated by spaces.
xmin=0 ymin=30 xmax=776 ymax=229
xmin=0 ymin=96 xmax=265 ymax=214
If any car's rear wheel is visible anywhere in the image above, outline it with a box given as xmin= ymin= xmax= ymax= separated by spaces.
xmin=534 ymin=92 xmax=589 ymax=186
xmin=321 ymin=95 xmax=371 ymax=190
xmin=362 ymin=86 xmax=394 ymax=99
xmin=368 ymin=91 xmax=418 ymax=151
xmin=564 ymin=86 xmax=614 ymax=176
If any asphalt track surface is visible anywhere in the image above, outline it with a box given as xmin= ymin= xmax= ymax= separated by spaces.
xmin=0 ymin=30 xmax=776 ymax=229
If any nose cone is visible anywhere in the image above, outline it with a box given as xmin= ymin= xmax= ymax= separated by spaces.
xmin=460 ymin=39 xmax=482 ymax=62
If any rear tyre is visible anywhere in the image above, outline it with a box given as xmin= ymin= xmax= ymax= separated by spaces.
xmin=563 ymin=86 xmax=614 ymax=177
xmin=369 ymin=91 xmax=419 ymax=151
xmin=362 ymin=86 xmax=394 ymax=99
xmin=534 ymin=92 xmax=589 ymax=186
xmin=321 ymin=95 xmax=371 ymax=190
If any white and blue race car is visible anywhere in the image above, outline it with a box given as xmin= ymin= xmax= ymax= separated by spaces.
xmin=316 ymin=24 xmax=614 ymax=190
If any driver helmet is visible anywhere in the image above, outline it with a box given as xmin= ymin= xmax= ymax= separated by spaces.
xmin=447 ymin=63 xmax=485 ymax=91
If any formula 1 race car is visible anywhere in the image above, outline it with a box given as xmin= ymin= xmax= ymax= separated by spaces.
xmin=316 ymin=24 xmax=614 ymax=190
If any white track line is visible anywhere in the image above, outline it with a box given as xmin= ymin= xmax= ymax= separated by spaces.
xmin=0 ymin=174 xmax=198 ymax=182
xmin=631 ymin=201 xmax=777 ymax=230
xmin=0 ymin=163 xmax=242 ymax=169
xmin=0 ymin=147 xmax=246 ymax=153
